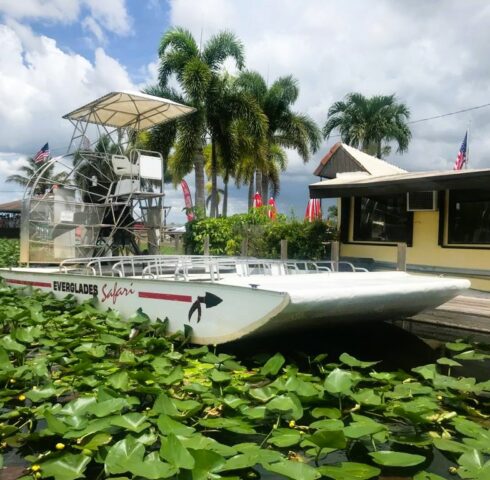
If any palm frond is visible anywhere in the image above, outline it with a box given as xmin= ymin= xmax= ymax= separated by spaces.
xmin=203 ymin=30 xmax=245 ymax=70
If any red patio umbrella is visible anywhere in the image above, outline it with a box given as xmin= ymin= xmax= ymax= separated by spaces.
xmin=268 ymin=197 xmax=277 ymax=220
xmin=253 ymin=191 xmax=263 ymax=208
xmin=305 ymin=198 xmax=322 ymax=222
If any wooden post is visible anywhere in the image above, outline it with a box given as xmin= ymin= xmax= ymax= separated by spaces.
xmin=203 ymin=235 xmax=210 ymax=256
xmin=280 ymin=239 xmax=288 ymax=260
xmin=175 ymin=234 xmax=181 ymax=253
xmin=241 ymin=237 xmax=248 ymax=257
xmin=397 ymin=242 xmax=407 ymax=271
xmin=331 ymin=240 xmax=339 ymax=272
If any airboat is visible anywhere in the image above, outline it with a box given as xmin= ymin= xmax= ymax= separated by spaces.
xmin=0 ymin=91 xmax=470 ymax=344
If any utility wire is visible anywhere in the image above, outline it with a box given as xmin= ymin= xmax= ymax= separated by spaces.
xmin=408 ymin=102 xmax=490 ymax=124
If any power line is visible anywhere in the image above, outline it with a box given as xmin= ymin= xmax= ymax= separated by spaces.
xmin=408 ymin=102 xmax=490 ymax=124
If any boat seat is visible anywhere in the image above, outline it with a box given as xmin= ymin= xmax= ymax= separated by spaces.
xmin=111 ymin=155 xmax=139 ymax=177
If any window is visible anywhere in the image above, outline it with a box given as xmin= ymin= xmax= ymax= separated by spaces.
xmin=353 ymin=194 xmax=413 ymax=244
xmin=448 ymin=190 xmax=490 ymax=245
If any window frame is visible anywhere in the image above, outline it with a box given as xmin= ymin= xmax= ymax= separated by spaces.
xmin=350 ymin=194 xmax=414 ymax=246
xmin=445 ymin=189 xmax=490 ymax=248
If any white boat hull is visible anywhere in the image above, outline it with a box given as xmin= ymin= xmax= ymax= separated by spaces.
xmin=0 ymin=266 xmax=470 ymax=344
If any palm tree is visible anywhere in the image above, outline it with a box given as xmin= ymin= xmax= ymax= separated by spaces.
xmin=157 ymin=27 xmax=246 ymax=215
xmin=323 ymin=92 xmax=411 ymax=159
xmin=142 ymin=84 xmax=187 ymax=185
xmin=206 ymin=74 xmax=267 ymax=216
xmin=6 ymin=156 xmax=66 ymax=195
xmin=235 ymin=71 xmax=321 ymax=201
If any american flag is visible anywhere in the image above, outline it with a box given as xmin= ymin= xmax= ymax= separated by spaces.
xmin=453 ymin=132 xmax=468 ymax=170
xmin=34 ymin=143 xmax=50 ymax=163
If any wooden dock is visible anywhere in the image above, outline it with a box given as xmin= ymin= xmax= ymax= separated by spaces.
xmin=395 ymin=293 xmax=490 ymax=342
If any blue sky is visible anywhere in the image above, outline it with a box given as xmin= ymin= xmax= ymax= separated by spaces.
xmin=1 ymin=0 xmax=490 ymax=222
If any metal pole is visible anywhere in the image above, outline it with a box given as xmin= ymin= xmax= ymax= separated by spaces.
xmin=241 ymin=237 xmax=248 ymax=257
xmin=280 ymin=239 xmax=288 ymax=260
xmin=203 ymin=235 xmax=210 ymax=256
xmin=331 ymin=241 xmax=339 ymax=272
xmin=397 ymin=243 xmax=407 ymax=271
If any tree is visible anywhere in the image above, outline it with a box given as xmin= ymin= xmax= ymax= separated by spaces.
xmin=206 ymin=74 xmax=267 ymax=216
xmin=157 ymin=27 xmax=246 ymax=215
xmin=323 ymin=92 xmax=411 ymax=159
xmin=6 ymin=157 xmax=66 ymax=195
xmin=235 ymin=71 xmax=321 ymax=202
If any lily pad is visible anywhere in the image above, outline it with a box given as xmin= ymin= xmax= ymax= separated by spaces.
xmin=369 ymin=451 xmax=425 ymax=467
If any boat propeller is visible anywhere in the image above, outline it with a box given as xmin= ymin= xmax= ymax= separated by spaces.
xmin=188 ymin=292 xmax=223 ymax=323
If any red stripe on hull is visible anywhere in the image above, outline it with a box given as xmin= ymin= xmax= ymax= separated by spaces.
xmin=6 ymin=279 xmax=52 ymax=288
xmin=138 ymin=291 xmax=192 ymax=303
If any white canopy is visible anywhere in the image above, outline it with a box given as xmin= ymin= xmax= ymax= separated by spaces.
xmin=63 ymin=91 xmax=195 ymax=130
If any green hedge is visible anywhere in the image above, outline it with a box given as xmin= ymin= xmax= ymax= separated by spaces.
xmin=184 ymin=211 xmax=338 ymax=259
xmin=0 ymin=239 xmax=19 ymax=267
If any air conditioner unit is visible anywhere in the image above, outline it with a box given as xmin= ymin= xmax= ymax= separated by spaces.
xmin=407 ymin=191 xmax=437 ymax=211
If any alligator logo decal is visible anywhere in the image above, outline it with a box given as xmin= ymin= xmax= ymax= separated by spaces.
xmin=188 ymin=292 xmax=223 ymax=323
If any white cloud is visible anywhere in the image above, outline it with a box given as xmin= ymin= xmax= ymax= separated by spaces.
xmin=0 ymin=0 xmax=131 ymax=37
xmin=83 ymin=0 xmax=131 ymax=36
xmin=0 ymin=23 xmax=134 ymax=155
xmin=82 ymin=16 xmax=106 ymax=44
xmin=0 ymin=0 xmax=81 ymax=23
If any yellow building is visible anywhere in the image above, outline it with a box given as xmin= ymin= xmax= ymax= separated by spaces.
xmin=310 ymin=143 xmax=490 ymax=291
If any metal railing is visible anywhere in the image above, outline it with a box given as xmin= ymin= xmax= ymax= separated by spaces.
xmin=59 ymin=255 xmax=366 ymax=282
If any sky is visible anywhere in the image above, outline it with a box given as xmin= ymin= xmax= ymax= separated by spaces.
xmin=1 ymin=0 xmax=490 ymax=223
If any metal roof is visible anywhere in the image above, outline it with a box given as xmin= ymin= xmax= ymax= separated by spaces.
xmin=309 ymin=168 xmax=490 ymax=198
xmin=63 ymin=91 xmax=195 ymax=130
xmin=313 ymin=142 xmax=406 ymax=178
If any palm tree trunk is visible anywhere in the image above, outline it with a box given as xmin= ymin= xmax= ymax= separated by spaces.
xmin=194 ymin=146 xmax=206 ymax=216
xmin=255 ymin=169 xmax=262 ymax=198
xmin=210 ymin=141 xmax=218 ymax=218
xmin=261 ymin=175 xmax=268 ymax=202
xmin=223 ymin=176 xmax=229 ymax=217
xmin=248 ymin=179 xmax=254 ymax=210
xmin=376 ymin=141 xmax=382 ymax=159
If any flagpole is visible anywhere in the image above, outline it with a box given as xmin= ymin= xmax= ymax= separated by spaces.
xmin=466 ymin=120 xmax=471 ymax=169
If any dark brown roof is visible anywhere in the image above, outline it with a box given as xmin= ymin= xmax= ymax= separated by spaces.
xmin=0 ymin=200 xmax=22 ymax=212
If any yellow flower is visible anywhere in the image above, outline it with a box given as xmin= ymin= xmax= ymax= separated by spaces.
xmin=55 ymin=443 xmax=65 ymax=450
xmin=9 ymin=379 xmax=16 ymax=384
xmin=289 ymin=420 xmax=296 ymax=428
xmin=18 ymin=394 xmax=26 ymax=401
xmin=31 ymin=464 xmax=41 ymax=472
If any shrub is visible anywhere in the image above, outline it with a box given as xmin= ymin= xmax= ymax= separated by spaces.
xmin=184 ymin=212 xmax=337 ymax=260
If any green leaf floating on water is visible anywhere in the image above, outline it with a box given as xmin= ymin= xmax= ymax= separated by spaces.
xmin=413 ymin=472 xmax=448 ymax=480
xmin=130 ymin=452 xmax=177 ymax=479
xmin=324 ymin=368 xmax=353 ymax=395
xmin=0 ymin=334 xmax=25 ymax=352
xmin=41 ymin=453 xmax=91 ymax=480
xmin=260 ymin=352 xmax=285 ymax=376
xmin=157 ymin=414 xmax=195 ymax=436
xmin=446 ymin=341 xmax=472 ymax=352
xmin=266 ymin=392 xmax=303 ymax=420
xmin=160 ymin=432 xmax=195 ymax=469
xmin=110 ymin=413 xmax=150 ymax=433
xmin=104 ymin=435 xmax=145 ymax=475
xmin=318 ymin=462 xmax=380 ymax=480
xmin=263 ymin=459 xmax=321 ymax=480
xmin=209 ymin=368 xmax=232 ymax=383
xmin=190 ymin=449 xmax=226 ymax=480
xmin=457 ymin=449 xmax=490 ymax=479
xmin=369 ymin=451 xmax=426 ymax=467
xmin=268 ymin=427 xmax=303 ymax=447
xmin=339 ymin=352 xmax=380 ymax=369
